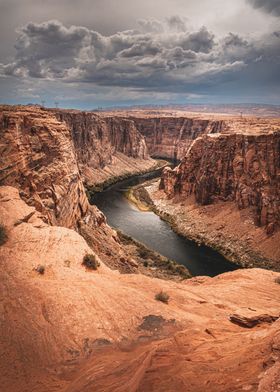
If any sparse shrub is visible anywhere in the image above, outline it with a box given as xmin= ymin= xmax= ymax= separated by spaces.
xmin=137 ymin=245 xmax=157 ymax=261
xmin=175 ymin=264 xmax=189 ymax=276
xmin=0 ymin=224 xmax=8 ymax=246
xmin=35 ymin=265 xmax=45 ymax=275
xmin=167 ymin=262 xmax=176 ymax=272
xmin=64 ymin=260 xmax=71 ymax=268
xmin=137 ymin=247 xmax=151 ymax=259
xmin=82 ymin=253 xmax=100 ymax=270
xmin=143 ymin=260 xmax=149 ymax=267
xmin=155 ymin=291 xmax=170 ymax=304
xmin=275 ymin=277 xmax=280 ymax=284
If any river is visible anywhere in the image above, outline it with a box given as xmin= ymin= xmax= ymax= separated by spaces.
xmin=91 ymin=171 xmax=239 ymax=277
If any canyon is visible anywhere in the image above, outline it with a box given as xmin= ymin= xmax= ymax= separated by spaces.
xmin=159 ymin=132 xmax=280 ymax=230
xmin=126 ymin=116 xmax=224 ymax=161
xmin=113 ymin=110 xmax=280 ymax=270
xmin=0 ymin=105 xmax=280 ymax=392
xmin=99 ymin=109 xmax=280 ymax=161
xmin=152 ymin=130 xmax=280 ymax=270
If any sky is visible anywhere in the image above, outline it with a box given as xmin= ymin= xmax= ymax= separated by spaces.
xmin=0 ymin=0 xmax=279 ymax=108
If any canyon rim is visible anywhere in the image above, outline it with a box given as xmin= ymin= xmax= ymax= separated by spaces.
xmin=0 ymin=0 xmax=280 ymax=391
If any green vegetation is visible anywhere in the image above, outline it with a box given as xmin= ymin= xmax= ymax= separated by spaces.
xmin=155 ymin=291 xmax=170 ymax=304
xmin=0 ymin=224 xmax=8 ymax=246
xmin=82 ymin=253 xmax=100 ymax=270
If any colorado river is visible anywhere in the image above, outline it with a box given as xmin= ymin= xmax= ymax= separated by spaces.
xmin=91 ymin=171 xmax=238 ymax=277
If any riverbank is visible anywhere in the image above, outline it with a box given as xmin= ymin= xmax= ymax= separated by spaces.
xmin=86 ymin=155 xmax=169 ymax=193
xmin=87 ymin=161 xmax=192 ymax=280
xmin=129 ymin=179 xmax=280 ymax=271
xmin=117 ymin=230 xmax=191 ymax=280
xmin=92 ymin=170 xmax=237 ymax=277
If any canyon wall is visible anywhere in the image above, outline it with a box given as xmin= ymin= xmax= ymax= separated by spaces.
xmin=160 ymin=132 xmax=280 ymax=231
xmin=1 ymin=105 xmax=280 ymax=391
xmin=0 ymin=106 xmax=90 ymax=227
xmin=54 ymin=110 xmax=149 ymax=186
xmin=131 ymin=117 xmax=224 ymax=160
xmin=0 ymin=105 xmax=161 ymax=273
xmin=0 ymin=106 xmax=153 ymax=226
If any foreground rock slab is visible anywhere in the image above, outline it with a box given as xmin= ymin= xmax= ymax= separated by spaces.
xmin=229 ymin=314 xmax=279 ymax=328
xmin=1 ymin=186 xmax=280 ymax=392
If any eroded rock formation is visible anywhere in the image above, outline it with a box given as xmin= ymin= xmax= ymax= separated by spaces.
xmin=160 ymin=132 xmax=280 ymax=231
xmin=1 ymin=185 xmax=280 ymax=392
xmin=131 ymin=116 xmax=224 ymax=160
xmin=0 ymin=106 xmax=152 ymax=226
xmin=0 ymin=105 xmax=175 ymax=275
xmin=0 ymin=106 xmax=89 ymax=227
xmin=53 ymin=110 xmax=150 ymax=186
xmin=1 ymin=105 xmax=280 ymax=391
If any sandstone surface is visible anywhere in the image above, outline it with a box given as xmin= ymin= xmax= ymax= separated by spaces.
xmin=129 ymin=117 xmax=224 ymax=160
xmin=0 ymin=106 xmax=89 ymax=227
xmin=160 ymin=132 xmax=280 ymax=231
xmin=53 ymin=109 xmax=155 ymax=187
xmin=100 ymin=109 xmax=280 ymax=161
xmin=0 ymin=106 xmax=155 ymax=227
xmin=1 ymin=185 xmax=280 ymax=392
xmin=1 ymin=105 xmax=280 ymax=392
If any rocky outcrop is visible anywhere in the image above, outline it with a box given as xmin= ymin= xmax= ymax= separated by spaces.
xmin=229 ymin=313 xmax=279 ymax=328
xmin=0 ymin=106 xmax=153 ymax=226
xmin=54 ymin=110 xmax=149 ymax=185
xmin=130 ymin=117 xmax=224 ymax=160
xmin=161 ymin=132 xmax=280 ymax=231
xmin=0 ymin=105 xmax=177 ymax=275
xmin=1 ymin=187 xmax=280 ymax=391
xmin=0 ymin=106 xmax=89 ymax=227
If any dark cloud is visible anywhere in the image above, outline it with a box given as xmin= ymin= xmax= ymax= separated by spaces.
xmin=166 ymin=16 xmax=188 ymax=32
xmin=0 ymin=19 xmax=228 ymax=87
xmin=3 ymin=20 xmax=89 ymax=78
xmin=0 ymin=15 xmax=279 ymax=105
xmin=247 ymin=0 xmax=280 ymax=16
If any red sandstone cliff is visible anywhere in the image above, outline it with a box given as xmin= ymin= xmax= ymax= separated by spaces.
xmin=124 ymin=117 xmax=224 ymax=160
xmin=0 ymin=105 xmax=161 ymax=273
xmin=1 ymin=106 xmax=280 ymax=391
xmin=0 ymin=106 xmax=89 ymax=227
xmin=53 ymin=110 xmax=150 ymax=185
xmin=160 ymin=132 xmax=280 ymax=232
xmin=0 ymin=106 xmax=152 ymax=226
xmin=1 ymin=185 xmax=280 ymax=392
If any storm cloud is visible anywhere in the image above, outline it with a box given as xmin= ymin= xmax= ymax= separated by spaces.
xmin=247 ymin=0 xmax=280 ymax=16
xmin=0 ymin=0 xmax=279 ymax=106
xmin=2 ymin=18 xmax=278 ymax=94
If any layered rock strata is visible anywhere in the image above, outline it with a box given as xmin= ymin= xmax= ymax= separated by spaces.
xmin=130 ymin=116 xmax=224 ymax=160
xmin=0 ymin=106 xmax=180 ymax=276
xmin=160 ymin=132 xmax=280 ymax=231
xmin=1 ymin=185 xmax=280 ymax=392
xmin=0 ymin=106 xmax=89 ymax=227
xmin=0 ymin=106 xmax=153 ymax=226
xmin=53 ymin=110 xmax=153 ymax=187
